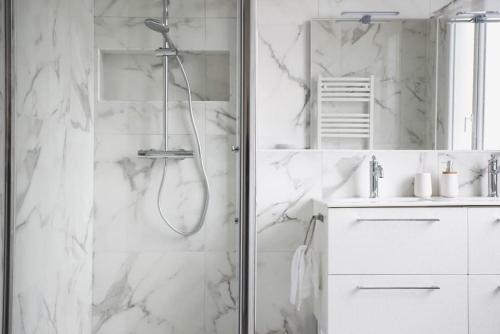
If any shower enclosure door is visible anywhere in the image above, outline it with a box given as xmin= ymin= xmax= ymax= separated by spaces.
xmin=2 ymin=0 xmax=253 ymax=333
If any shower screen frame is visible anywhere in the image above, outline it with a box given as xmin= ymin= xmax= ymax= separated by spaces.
xmin=0 ymin=0 xmax=258 ymax=333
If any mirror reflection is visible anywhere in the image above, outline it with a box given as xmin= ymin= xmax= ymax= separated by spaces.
xmin=310 ymin=13 xmax=500 ymax=151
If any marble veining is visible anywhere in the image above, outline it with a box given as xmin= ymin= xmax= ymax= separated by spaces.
xmin=257 ymin=24 xmax=311 ymax=149
xmin=12 ymin=0 xmax=94 ymax=333
xmin=256 ymin=149 xmax=496 ymax=333
xmin=311 ymin=19 xmax=436 ymax=150
xmin=92 ymin=0 xmax=238 ymax=332
xmin=255 ymin=0 xmax=497 ymax=333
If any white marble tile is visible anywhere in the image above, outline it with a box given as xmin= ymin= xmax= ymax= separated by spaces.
xmin=12 ymin=0 xmax=94 ymax=332
xmin=13 ymin=118 xmax=93 ymax=334
xmin=95 ymin=17 xmax=205 ymax=51
xmin=95 ymin=101 xmax=206 ymax=135
xmin=257 ymin=24 xmax=311 ymax=149
xmin=318 ymin=0 xmax=431 ymax=18
xmin=95 ymin=0 xmax=205 ymax=18
xmin=93 ymin=251 xmax=205 ymax=334
xmin=321 ymin=151 xmax=372 ymax=199
xmin=205 ymin=135 xmax=237 ymax=251
xmin=206 ymin=0 xmax=238 ymax=18
xmin=366 ymin=151 xmax=438 ymax=197
xmin=258 ymin=0 xmax=319 ymax=24
xmin=256 ymin=252 xmax=316 ymax=334
xmin=95 ymin=101 xmax=159 ymax=134
xmin=206 ymin=102 xmax=236 ymax=136
xmin=256 ymin=151 xmax=322 ymax=251
xmin=205 ymin=252 xmax=238 ymax=334
xmin=205 ymin=53 xmax=231 ymax=101
xmin=206 ymin=19 xmax=237 ymax=51
xmin=95 ymin=17 xmax=161 ymax=49
xmin=95 ymin=0 xmax=160 ymax=17
xmin=431 ymin=0 xmax=490 ymax=16
xmin=322 ymin=150 xmax=439 ymax=200
xmin=94 ymin=134 xmax=207 ymax=252
xmin=98 ymin=49 xmax=230 ymax=102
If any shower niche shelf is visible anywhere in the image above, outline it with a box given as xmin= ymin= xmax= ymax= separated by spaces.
xmin=98 ymin=49 xmax=230 ymax=103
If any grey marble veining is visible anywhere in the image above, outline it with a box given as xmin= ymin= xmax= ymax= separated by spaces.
xmin=205 ymin=252 xmax=238 ymax=334
xmin=254 ymin=0 xmax=500 ymax=332
xmin=256 ymin=252 xmax=316 ymax=334
xmin=92 ymin=0 xmax=238 ymax=332
xmin=257 ymin=23 xmax=311 ymax=149
xmin=12 ymin=0 xmax=94 ymax=333
xmin=99 ymin=51 xmax=230 ymax=102
xmin=255 ymin=148 xmax=497 ymax=333
xmin=256 ymin=151 xmax=322 ymax=251
xmin=311 ymin=20 xmax=436 ymax=150
xmin=431 ymin=0 xmax=491 ymax=16
xmin=93 ymin=251 xmax=205 ymax=334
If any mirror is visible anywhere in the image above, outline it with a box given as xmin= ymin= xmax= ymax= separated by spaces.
xmin=310 ymin=16 xmax=500 ymax=151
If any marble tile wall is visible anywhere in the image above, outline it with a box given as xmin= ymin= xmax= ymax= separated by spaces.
xmin=11 ymin=0 xmax=94 ymax=333
xmin=255 ymin=0 xmax=496 ymax=333
xmin=256 ymin=148 xmax=497 ymax=333
xmin=92 ymin=0 xmax=238 ymax=333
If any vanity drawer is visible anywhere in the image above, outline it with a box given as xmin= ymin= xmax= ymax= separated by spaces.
xmin=469 ymin=275 xmax=500 ymax=334
xmin=328 ymin=275 xmax=468 ymax=334
xmin=328 ymin=208 xmax=467 ymax=274
xmin=468 ymin=208 xmax=500 ymax=274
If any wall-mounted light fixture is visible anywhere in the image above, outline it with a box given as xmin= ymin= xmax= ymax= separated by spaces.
xmin=339 ymin=11 xmax=400 ymax=24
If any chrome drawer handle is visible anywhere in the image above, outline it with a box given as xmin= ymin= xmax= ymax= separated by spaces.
xmin=356 ymin=218 xmax=440 ymax=222
xmin=357 ymin=286 xmax=440 ymax=290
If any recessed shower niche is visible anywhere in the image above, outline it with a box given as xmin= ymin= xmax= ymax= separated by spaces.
xmin=98 ymin=50 xmax=230 ymax=102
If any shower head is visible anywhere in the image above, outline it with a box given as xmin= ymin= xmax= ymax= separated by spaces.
xmin=145 ymin=18 xmax=169 ymax=35
xmin=144 ymin=18 xmax=176 ymax=50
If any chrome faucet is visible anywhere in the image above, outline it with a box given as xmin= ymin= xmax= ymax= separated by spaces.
xmin=488 ymin=154 xmax=499 ymax=197
xmin=370 ymin=155 xmax=384 ymax=198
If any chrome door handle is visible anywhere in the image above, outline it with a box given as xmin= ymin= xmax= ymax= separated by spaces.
xmin=357 ymin=286 xmax=440 ymax=290
xmin=356 ymin=218 xmax=440 ymax=222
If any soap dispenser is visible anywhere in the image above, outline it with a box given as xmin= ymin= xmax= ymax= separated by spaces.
xmin=440 ymin=160 xmax=459 ymax=198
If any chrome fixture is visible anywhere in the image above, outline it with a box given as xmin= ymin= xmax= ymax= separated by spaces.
xmin=370 ymin=155 xmax=384 ymax=198
xmin=138 ymin=149 xmax=194 ymax=159
xmin=340 ymin=11 xmax=400 ymax=24
xmin=139 ymin=0 xmax=210 ymax=237
xmin=449 ymin=11 xmax=500 ymax=23
xmin=488 ymin=155 xmax=499 ymax=197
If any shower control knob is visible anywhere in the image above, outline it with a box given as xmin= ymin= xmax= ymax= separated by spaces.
xmin=231 ymin=145 xmax=240 ymax=152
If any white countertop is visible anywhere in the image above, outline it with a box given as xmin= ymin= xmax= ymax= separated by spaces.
xmin=328 ymin=197 xmax=500 ymax=208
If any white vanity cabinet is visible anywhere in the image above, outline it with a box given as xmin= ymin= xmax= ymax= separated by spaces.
xmin=468 ymin=207 xmax=500 ymax=274
xmin=318 ymin=201 xmax=500 ymax=334
xmin=328 ymin=207 xmax=467 ymax=275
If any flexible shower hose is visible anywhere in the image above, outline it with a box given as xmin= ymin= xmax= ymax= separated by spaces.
xmin=156 ymin=55 xmax=210 ymax=237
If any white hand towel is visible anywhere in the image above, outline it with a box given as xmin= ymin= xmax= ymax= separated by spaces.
xmin=290 ymin=245 xmax=322 ymax=312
